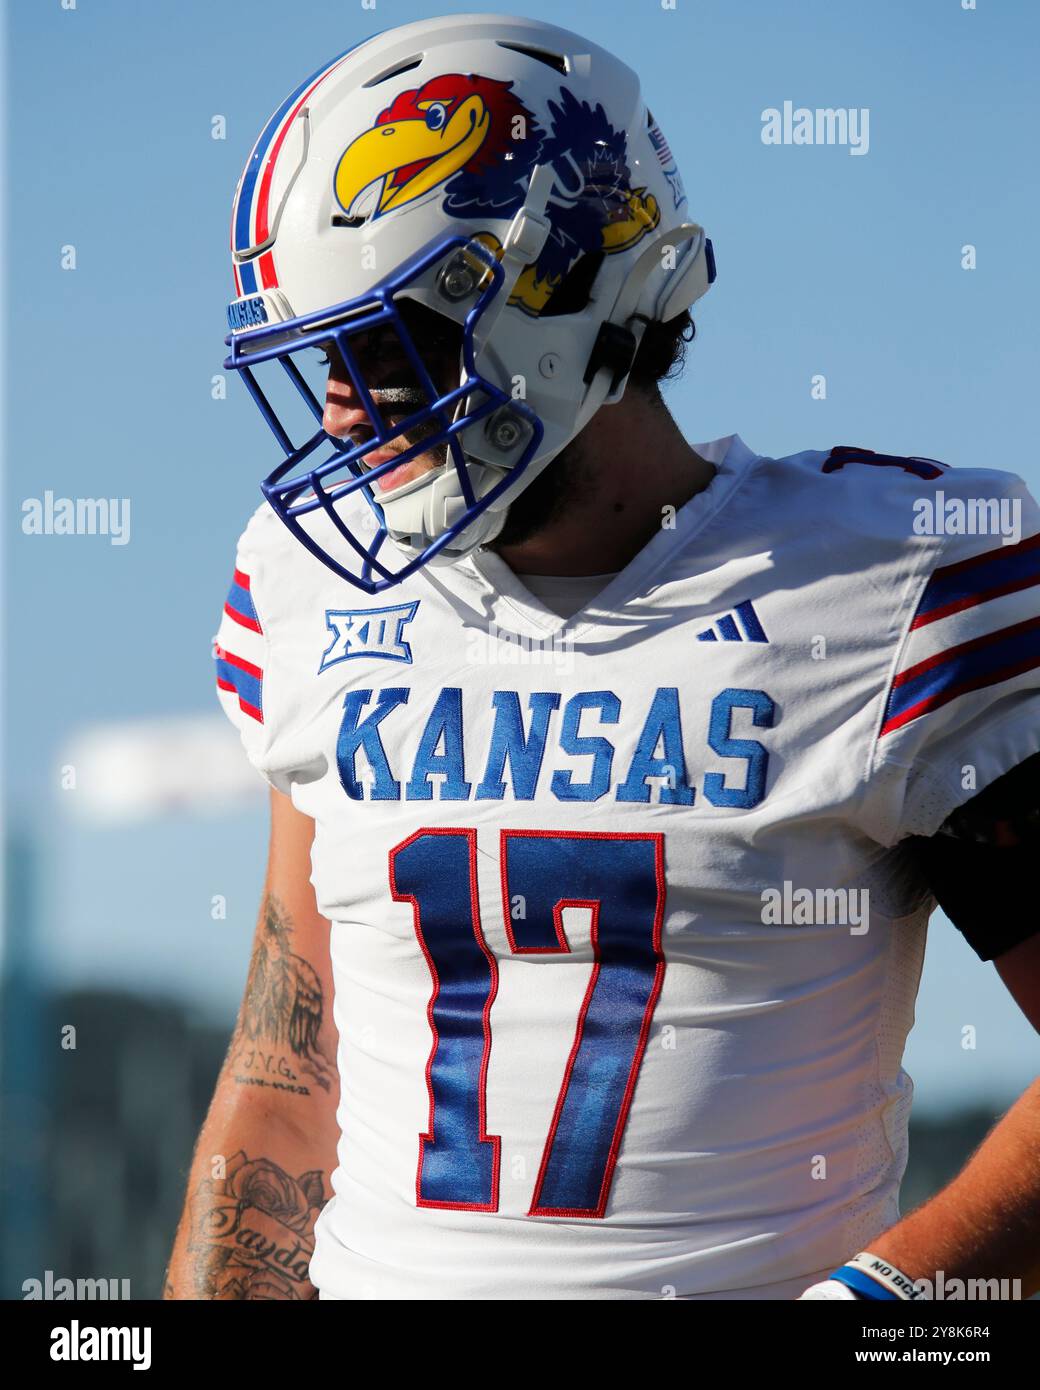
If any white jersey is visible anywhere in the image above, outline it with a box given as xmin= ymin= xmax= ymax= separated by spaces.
xmin=214 ymin=434 xmax=1040 ymax=1299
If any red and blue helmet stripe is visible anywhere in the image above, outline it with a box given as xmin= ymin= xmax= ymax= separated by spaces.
xmin=231 ymin=37 xmax=380 ymax=297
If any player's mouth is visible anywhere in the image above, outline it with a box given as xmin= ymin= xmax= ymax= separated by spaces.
xmin=331 ymin=390 xmax=446 ymax=493
xmin=347 ymin=432 xmax=438 ymax=493
xmin=365 ymin=450 xmax=421 ymax=492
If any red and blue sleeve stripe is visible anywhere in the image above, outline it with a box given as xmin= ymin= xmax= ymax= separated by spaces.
xmin=224 ymin=568 xmax=263 ymax=633
xmin=880 ymin=614 xmax=1040 ymax=736
xmin=911 ymin=532 xmax=1040 ymax=629
xmin=879 ymin=532 xmax=1040 ymax=737
xmin=215 ymin=646 xmax=263 ymax=724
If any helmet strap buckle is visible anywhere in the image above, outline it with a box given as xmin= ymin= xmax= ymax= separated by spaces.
xmin=582 ymin=321 xmax=637 ymax=394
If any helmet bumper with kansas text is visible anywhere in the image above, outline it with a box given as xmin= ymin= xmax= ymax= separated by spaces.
xmin=223 ymin=13 xmax=716 ymax=593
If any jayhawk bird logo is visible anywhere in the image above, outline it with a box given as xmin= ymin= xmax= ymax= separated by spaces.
xmin=334 ymin=74 xmax=662 ymax=318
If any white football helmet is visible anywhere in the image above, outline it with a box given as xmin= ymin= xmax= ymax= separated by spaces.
xmin=224 ymin=12 xmax=715 ymax=592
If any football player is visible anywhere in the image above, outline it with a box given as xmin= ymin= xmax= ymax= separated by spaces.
xmin=166 ymin=14 xmax=1040 ymax=1300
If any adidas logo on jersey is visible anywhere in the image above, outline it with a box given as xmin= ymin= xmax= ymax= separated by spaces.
xmin=696 ymin=599 xmax=767 ymax=644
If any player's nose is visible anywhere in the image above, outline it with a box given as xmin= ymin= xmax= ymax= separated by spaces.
xmin=322 ymin=349 xmax=368 ymax=440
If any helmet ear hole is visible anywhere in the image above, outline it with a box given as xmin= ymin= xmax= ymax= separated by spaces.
xmin=540 ymin=252 xmax=605 ymax=317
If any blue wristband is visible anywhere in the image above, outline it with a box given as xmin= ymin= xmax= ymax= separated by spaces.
xmin=829 ymin=1264 xmax=902 ymax=1301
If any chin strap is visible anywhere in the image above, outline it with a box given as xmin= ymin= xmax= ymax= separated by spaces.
xmin=466 ymin=162 xmax=555 ymax=359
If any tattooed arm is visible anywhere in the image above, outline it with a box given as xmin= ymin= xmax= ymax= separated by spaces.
xmin=165 ymin=789 xmax=340 ymax=1299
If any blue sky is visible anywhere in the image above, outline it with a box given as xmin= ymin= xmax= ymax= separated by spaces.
xmin=4 ymin=0 xmax=1039 ymax=1112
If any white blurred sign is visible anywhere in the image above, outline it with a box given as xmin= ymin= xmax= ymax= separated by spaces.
xmin=61 ymin=714 xmax=266 ymax=823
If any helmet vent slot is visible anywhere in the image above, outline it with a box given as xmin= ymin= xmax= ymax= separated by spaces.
xmin=495 ymin=41 xmax=569 ymax=76
xmin=363 ymin=54 xmax=423 ymax=88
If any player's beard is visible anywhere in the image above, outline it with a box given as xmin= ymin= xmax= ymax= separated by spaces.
xmin=485 ymin=424 xmax=597 ymax=550
xmin=378 ymin=406 xmax=598 ymax=551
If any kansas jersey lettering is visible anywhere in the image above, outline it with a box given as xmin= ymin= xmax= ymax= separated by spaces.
xmin=333 ymin=684 xmax=773 ymax=805
xmin=213 ymin=434 xmax=1040 ymax=1299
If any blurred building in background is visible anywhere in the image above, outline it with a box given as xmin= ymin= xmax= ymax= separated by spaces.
xmin=1 ymin=716 xmax=265 ymax=1298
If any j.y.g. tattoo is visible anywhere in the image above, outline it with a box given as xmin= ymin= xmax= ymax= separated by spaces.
xmin=231 ymin=894 xmax=336 ymax=1094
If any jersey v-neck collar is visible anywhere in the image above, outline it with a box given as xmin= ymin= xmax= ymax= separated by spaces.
xmin=452 ymin=434 xmax=761 ymax=639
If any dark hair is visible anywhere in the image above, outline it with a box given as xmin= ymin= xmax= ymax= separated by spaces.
xmin=539 ymin=249 xmax=697 ymax=394
xmin=628 ymin=311 xmax=696 ymax=392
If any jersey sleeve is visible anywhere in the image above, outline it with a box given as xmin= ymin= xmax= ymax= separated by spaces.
xmin=860 ymin=469 xmax=1040 ymax=846
xmin=212 ymin=505 xmax=313 ymax=796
